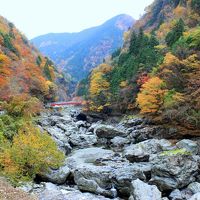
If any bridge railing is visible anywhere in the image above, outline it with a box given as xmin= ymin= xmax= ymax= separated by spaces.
xmin=47 ymin=101 xmax=83 ymax=108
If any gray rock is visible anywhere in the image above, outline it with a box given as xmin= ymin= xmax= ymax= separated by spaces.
xmin=150 ymin=154 xmax=198 ymax=191
xmin=38 ymin=182 xmax=115 ymax=200
xmin=69 ymin=133 xmax=97 ymax=147
xmin=111 ymin=136 xmax=130 ymax=150
xmin=67 ymin=147 xmax=115 ymax=169
xmin=169 ymin=189 xmax=183 ymax=200
xmin=176 ymin=139 xmax=198 ymax=154
xmin=40 ymin=160 xmax=70 ymax=184
xmin=129 ymin=126 xmax=178 ymax=142
xmin=53 ymin=138 xmax=72 ymax=155
xmin=189 ymin=192 xmax=200 ymax=200
xmin=74 ymin=166 xmax=114 ymax=197
xmin=68 ymin=148 xmax=151 ymax=197
xmin=121 ymin=118 xmax=143 ymax=127
xmin=112 ymin=163 xmax=149 ymax=196
xmin=63 ymin=190 xmax=117 ymax=200
xmin=39 ymin=188 xmax=65 ymax=200
xmin=188 ymin=182 xmax=200 ymax=194
xmin=95 ymin=125 xmax=127 ymax=139
xmin=123 ymin=139 xmax=172 ymax=162
xmin=130 ymin=179 xmax=162 ymax=200
xmin=75 ymin=120 xmax=87 ymax=128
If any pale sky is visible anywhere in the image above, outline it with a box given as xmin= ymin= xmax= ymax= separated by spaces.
xmin=0 ymin=0 xmax=153 ymax=39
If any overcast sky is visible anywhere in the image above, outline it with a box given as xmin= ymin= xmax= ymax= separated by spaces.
xmin=0 ymin=0 xmax=153 ymax=39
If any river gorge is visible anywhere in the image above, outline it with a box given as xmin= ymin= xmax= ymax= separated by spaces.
xmin=18 ymin=106 xmax=200 ymax=200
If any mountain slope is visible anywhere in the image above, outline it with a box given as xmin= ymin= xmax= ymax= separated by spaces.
xmin=84 ymin=0 xmax=200 ymax=133
xmin=31 ymin=14 xmax=134 ymax=81
xmin=0 ymin=16 xmax=68 ymax=102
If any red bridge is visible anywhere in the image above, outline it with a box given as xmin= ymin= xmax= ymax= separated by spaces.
xmin=48 ymin=101 xmax=83 ymax=107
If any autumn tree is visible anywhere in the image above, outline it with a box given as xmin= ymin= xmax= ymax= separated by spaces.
xmin=136 ymin=77 xmax=166 ymax=114
xmin=89 ymin=63 xmax=112 ymax=111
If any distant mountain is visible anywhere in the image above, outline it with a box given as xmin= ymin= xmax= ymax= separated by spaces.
xmin=31 ymin=14 xmax=134 ymax=81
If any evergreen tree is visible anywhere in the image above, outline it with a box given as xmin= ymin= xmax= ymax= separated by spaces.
xmin=165 ymin=18 xmax=185 ymax=47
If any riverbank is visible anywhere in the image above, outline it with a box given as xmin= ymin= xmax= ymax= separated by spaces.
xmin=17 ymin=106 xmax=200 ymax=200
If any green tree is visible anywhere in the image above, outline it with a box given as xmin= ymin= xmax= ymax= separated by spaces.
xmin=165 ymin=18 xmax=185 ymax=47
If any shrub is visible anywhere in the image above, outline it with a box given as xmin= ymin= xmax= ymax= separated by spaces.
xmin=0 ymin=124 xmax=64 ymax=183
xmin=3 ymin=95 xmax=43 ymax=118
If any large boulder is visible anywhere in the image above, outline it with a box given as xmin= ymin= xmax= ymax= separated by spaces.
xmin=189 ymin=192 xmax=200 ymax=200
xmin=95 ymin=125 xmax=127 ymax=139
xmin=67 ymin=147 xmax=115 ymax=169
xmin=150 ymin=153 xmax=199 ymax=191
xmin=112 ymin=163 xmax=151 ymax=196
xmin=129 ymin=126 xmax=178 ymax=142
xmin=169 ymin=189 xmax=183 ymax=200
xmin=40 ymin=160 xmax=70 ymax=184
xmin=74 ymin=166 xmax=115 ymax=197
xmin=129 ymin=179 xmax=162 ymax=200
xmin=188 ymin=182 xmax=200 ymax=194
xmin=69 ymin=133 xmax=97 ymax=147
xmin=110 ymin=136 xmax=130 ymax=151
xmin=123 ymin=139 xmax=172 ymax=162
xmin=67 ymin=148 xmax=151 ymax=197
xmin=169 ymin=188 xmax=193 ymax=200
xmin=176 ymin=139 xmax=198 ymax=155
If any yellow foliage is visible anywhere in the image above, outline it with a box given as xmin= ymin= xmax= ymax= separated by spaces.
xmin=123 ymin=30 xmax=131 ymax=42
xmin=89 ymin=63 xmax=112 ymax=98
xmin=120 ymin=81 xmax=128 ymax=88
xmin=183 ymin=54 xmax=200 ymax=69
xmin=163 ymin=52 xmax=181 ymax=66
xmin=0 ymin=124 xmax=64 ymax=182
xmin=136 ymin=77 xmax=166 ymax=114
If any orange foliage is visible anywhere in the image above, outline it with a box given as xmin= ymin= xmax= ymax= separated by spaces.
xmin=0 ymin=16 xmax=57 ymax=102
xmin=136 ymin=77 xmax=166 ymax=114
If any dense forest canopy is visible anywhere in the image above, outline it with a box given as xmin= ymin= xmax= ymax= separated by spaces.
xmin=78 ymin=0 xmax=200 ymax=134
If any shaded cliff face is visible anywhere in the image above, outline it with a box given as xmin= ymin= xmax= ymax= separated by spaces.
xmin=31 ymin=14 xmax=134 ymax=81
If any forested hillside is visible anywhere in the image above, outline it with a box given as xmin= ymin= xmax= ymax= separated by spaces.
xmin=32 ymin=14 xmax=134 ymax=81
xmin=0 ymin=16 xmax=65 ymax=184
xmin=0 ymin=16 xmax=69 ymax=102
xmin=81 ymin=0 xmax=200 ymax=134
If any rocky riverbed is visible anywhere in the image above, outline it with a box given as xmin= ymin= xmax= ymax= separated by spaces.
xmin=19 ymin=106 xmax=200 ymax=200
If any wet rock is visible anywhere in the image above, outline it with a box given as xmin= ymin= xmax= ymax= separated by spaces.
xmin=123 ymin=139 xmax=172 ymax=162
xmin=176 ymin=139 xmax=198 ymax=155
xmin=95 ymin=125 xmax=127 ymax=139
xmin=130 ymin=179 xmax=162 ymax=200
xmin=150 ymin=154 xmax=198 ymax=191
